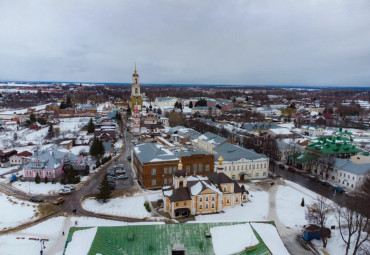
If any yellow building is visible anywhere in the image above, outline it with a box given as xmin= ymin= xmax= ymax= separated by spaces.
xmin=162 ymin=157 xmax=249 ymax=218
xmin=130 ymin=64 xmax=143 ymax=110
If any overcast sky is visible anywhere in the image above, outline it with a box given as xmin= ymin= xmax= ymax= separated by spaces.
xmin=0 ymin=0 xmax=370 ymax=86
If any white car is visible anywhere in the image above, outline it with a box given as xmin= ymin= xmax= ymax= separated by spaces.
xmin=59 ymin=188 xmax=72 ymax=194
xmin=64 ymin=184 xmax=75 ymax=190
xmin=115 ymin=169 xmax=125 ymax=174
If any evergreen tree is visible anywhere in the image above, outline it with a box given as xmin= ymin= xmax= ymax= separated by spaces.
xmin=46 ymin=124 xmax=55 ymax=139
xmin=301 ymin=197 xmax=305 ymax=207
xmin=126 ymin=106 xmax=131 ymax=117
xmin=195 ymin=98 xmax=207 ymax=107
xmin=61 ymin=165 xmax=77 ymax=184
xmin=189 ymin=101 xmax=193 ymax=108
xmin=87 ymin=118 xmax=95 ymax=133
xmin=30 ymin=113 xmax=36 ymax=124
xmin=90 ymin=139 xmax=105 ymax=160
xmin=66 ymin=95 xmax=72 ymax=108
xmin=96 ymin=174 xmax=112 ymax=202
xmin=115 ymin=112 xmax=122 ymax=121
xmin=35 ymin=173 xmax=41 ymax=184
xmin=44 ymin=176 xmax=48 ymax=184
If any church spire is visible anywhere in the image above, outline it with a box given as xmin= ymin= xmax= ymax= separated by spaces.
xmin=134 ymin=63 xmax=137 ymax=74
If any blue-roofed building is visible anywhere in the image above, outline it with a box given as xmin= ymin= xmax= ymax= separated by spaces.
xmin=213 ymin=142 xmax=269 ymax=181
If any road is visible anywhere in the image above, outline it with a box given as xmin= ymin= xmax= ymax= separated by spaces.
xmin=0 ymin=122 xmax=143 ymax=235
xmin=271 ymin=164 xmax=348 ymax=206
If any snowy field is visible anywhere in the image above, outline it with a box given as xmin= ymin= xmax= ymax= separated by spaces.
xmin=64 ymin=227 xmax=97 ymax=255
xmin=82 ymin=191 xmax=162 ymax=218
xmin=12 ymin=181 xmax=64 ymax=195
xmin=0 ymin=166 xmax=18 ymax=176
xmin=0 ymin=192 xmax=39 ymax=230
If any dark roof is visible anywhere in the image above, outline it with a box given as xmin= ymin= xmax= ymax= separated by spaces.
xmin=17 ymin=151 xmax=33 ymax=157
xmin=207 ymin=172 xmax=233 ymax=185
xmin=169 ymin=187 xmax=192 ymax=202
xmin=173 ymin=170 xmax=186 ymax=178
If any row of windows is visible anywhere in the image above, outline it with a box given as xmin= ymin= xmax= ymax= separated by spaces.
xmin=200 ymin=204 xmax=215 ymax=210
xmin=153 ymin=164 xmax=211 ymax=176
xmin=340 ymin=172 xmax=356 ymax=181
xmin=163 ymin=178 xmax=173 ymax=185
xmin=338 ymin=180 xmax=354 ymax=188
xmin=199 ymin=196 xmax=215 ymax=202
xmin=227 ymin=163 xmax=267 ymax=171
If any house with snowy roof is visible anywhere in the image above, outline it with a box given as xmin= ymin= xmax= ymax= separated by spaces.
xmin=213 ymin=142 xmax=269 ymax=181
xmin=162 ymin=157 xmax=248 ymax=218
xmin=154 ymin=96 xmax=178 ymax=108
xmin=194 ymin=132 xmax=229 ymax=153
xmin=23 ymin=146 xmax=84 ymax=181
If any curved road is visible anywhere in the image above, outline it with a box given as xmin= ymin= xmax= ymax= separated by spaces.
xmin=0 ymin=125 xmax=148 ymax=235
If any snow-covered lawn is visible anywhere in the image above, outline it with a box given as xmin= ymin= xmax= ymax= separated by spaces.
xmin=0 ymin=166 xmax=18 ymax=176
xmin=211 ymin=223 xmax=259 ymax=255
xmin=12 ymin=181 xmax=64 ymax=195
xmin=58 ymin=117 xmax=90 ymax=134
xmin=251 ymin=223 xmax=290 ymax=255
xmin=196 ymin=189 xmax=269 ymax=222
xmin=83 ymin=194 xmax=152 ymax=218
xmin=0 ymin=192 xmax=38 ymax=230
xmin=70 ymin=145 xmax=89 ymax=156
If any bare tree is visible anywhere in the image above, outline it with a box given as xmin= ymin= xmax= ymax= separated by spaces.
xmin=335 ymin=197 xmax=370 ymax=255
xmin=305 ymin=196 xmax=333 ymax=248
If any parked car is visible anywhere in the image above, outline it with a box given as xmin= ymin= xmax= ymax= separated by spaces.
xmin=115 ymin=169 xmax=125 ymax=174
xmin=107 ymin=172 xmax=115 ymax=177
xmin=59 ymin=188 xmax=72 ymax=194
xmin=321 ymin=181 xmax=331 ymax=187
xmin=127 ymin=156 xmax=131 ymax=161
xmin=117 ymin=174 xmax=128 ymax=180
xmin=53 ymin=197 xmax=65 ymax=205
xmin=279 ymin=164 xmax=286 ymax=169
xmin=309 ymin=175 xmax=320 ymax=182
xmin=30 ymin=196 xmax=44 ymax=202
xmin=288 ymin=167 xmax=296 ymax=173
xmin=64 ymin=184 xmax=75 ymax=190
xmin=333 ymin=186 xmax=344 ymax=193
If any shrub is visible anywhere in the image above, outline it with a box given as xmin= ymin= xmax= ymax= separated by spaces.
xmin=35 ymin=173 xmax=41 ymax=184
xmin=44 ymin=177 xmax=48 ymax=184
xmin=144 ymin=201 xmax=151 ymax=212
xmin=301 ymin=197 xmax=305 ymax=207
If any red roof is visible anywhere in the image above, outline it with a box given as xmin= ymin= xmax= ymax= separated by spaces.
xmin=17 ymin=151 xmax=33 ymax=157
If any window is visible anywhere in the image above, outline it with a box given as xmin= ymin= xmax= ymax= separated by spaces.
xmin=184 ymin=201 xmax=187 ymax=205
xmin=264 ymin=163 xmax=266 ymax=168
xmin=173 ymin=167 xmax=177 ymax=172
xmin=227 ymin=199 xmax=230 ymax=204
xmin=212 ymin=204 xmax=215 ymax=209
xmin=236 ymin=197 xmax=239 ymax=202
xmin=152 ymin=179 xmax=156 ymax=186
xmin=179 ymin=181 xmax=183 ymax=187
xmin=151 ymin=168 xmax=156 ymax=176
xmin=212 ymin=197 xmax=215 ymax=201
xmin=206 ymin=204 xmax=208 ymax=209
xmin=263 ymin=172 xmax=266 ymax=176
xmin=223 ymin=187 xmax=227 ymax=192
xmin=340 ymin=173 xmax=342 ymax=176
xmin=248 ymin=173 xmax=251 ymax=177
xmin=164 ymin=178 xmax=167 ymax=184
xmin=253 ymin=165 xmax=255 ymax=170
xmin=206 ymin=197 xmax=209 ymax=201
xmin=199 ymin=164 xmax=203 ymax=172
xmin=193 ymin=164 xmax=197 ymax=172
xmin=257 ymin=164 xmax=259 ymax=169
xmin=200 ymin=197 xmax=203 ymax=202
xmin=255 ymin=173 xmax=259 ymax=177
xmin=164 ymin=167 xmax=167 ymax=174
xmin=237 ymin=166 xmax=239 ymax=171
xmin=344 ymin=173 xmax=346 ymax=177
xmin=176 ymin=202 xmax=178 ymax=206
xmin=351 ymin=184 xmax=353 ymax=188
xmin=233 ymin=165 xmax=235 ymax=171
xmin=169 ymin=167 xmax=172 ymax=173
xmin=352 ymin=177 xmax=354 ymax=180
xmin=232 ymin=175 xmax=236 ymax=180
xmin=205 ymin=164 xmax=210 ymax=172
xmin=249 ymin=165 xmax=251 ymax=170
xmin=199 ymin=205 xmax=202 ymax=209
xmin=169 ymin=178 xmax=172 ymax=184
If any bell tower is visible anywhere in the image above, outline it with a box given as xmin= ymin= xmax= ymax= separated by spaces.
xmin=130 ymin=64 xmax=143 ymax=110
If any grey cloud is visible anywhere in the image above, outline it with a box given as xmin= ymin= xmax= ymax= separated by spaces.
xmin=0 ymin=0 xmax=370 ymax=86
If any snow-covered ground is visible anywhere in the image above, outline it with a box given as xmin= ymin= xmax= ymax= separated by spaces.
xmin=82 ymin=191 xmax=163 ymax=219
xmin=0 ymin=192 xmax=39 ymax=230
xmin=11 ymin=181 xmax=64 ymax=195
xmin=0 ymin=166 xmax=18 ymax=176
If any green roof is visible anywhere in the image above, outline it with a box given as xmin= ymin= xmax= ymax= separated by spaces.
xmin=65 ymin=222 xmax=275 ymax=255
xmin=307 ymin=136 xmax=361 ymax=155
